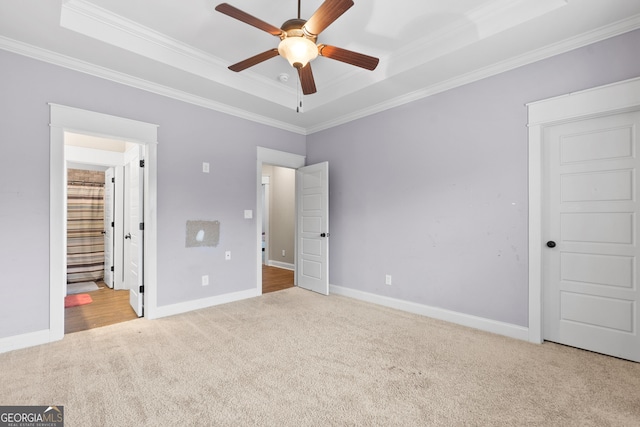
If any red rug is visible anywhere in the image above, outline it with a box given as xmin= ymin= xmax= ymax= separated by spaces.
xmin=64 ymin=293 xmax=93 ymax=308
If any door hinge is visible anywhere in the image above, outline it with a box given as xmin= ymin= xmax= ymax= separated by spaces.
xmin=139 ymin=285 xmax=144 ymax=293
xmin=139 ymin=222 xmax=144 ymax=231
xmin=110 ymin=266 xmax=114 ymax=272
xmin=111 ymin=177 xmax=115 ymax=183
xmin=111 ymin=221 xmax=114 ymax=228
xmin=139 ymin=159 xmax=145 ymax=168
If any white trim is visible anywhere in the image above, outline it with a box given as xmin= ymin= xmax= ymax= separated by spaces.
xmin=0 ymin=37 xmax=305 ymax=135
xmin=50 ymin=125 xmax=66 ymax=344
xmin=153 ymin=289 xmax=258 ymax=319
xmin=528 ymin=77 xmax=640 ymax=125
xmin=267 ymin=261 xmax=295 ymax=271
xmin=262 ymin=179 xmax=270 ymax=265
xmin=59 ymin=0 xmax=566 ymax=117
xmin=0 ymin=330 xmax=53 ymax=354
xmin=49 ymin=105 xmax=159 ymax=350
xmin=305 ymin=14 xmax=640 ymax=134
xmin=330 ymin=285 xmax=529 ymax=341
xmin=2 ymin=12 xmax=639 ymax=135
xmin=526 ymin=76 xmax=640 ymax=344
xmin=528 ymin=123 xmax=544 ymax=344
xmin=256 ymin=148 xmax=306 ymax=295
xmin=51 ymin=104 xmax=158 ymax=142
xmin=60 ymin=0 xmax=296 ymax=109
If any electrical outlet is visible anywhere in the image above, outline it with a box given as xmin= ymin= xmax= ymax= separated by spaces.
xmin=282 ymin=249 xmax=286 ymax=257
xmin=385 ymin=274 xmax=392 ymax=286
xmin=202 ymin=275 xmax=209 ymax=286
xmin=202 ymin=162 xmax=210 ymax=173
xmin=225 ymin=251 xmax=231 ymax=260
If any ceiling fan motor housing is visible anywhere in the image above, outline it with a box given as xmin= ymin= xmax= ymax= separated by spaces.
xmin=278 ymin=19 xmax=319 ymax=69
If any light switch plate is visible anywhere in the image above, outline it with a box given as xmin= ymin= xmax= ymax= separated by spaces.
xmin=244 ymin=210 xmax=253 ymax=219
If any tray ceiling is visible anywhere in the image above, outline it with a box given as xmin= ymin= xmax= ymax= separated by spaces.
xmin=1 ymin=0 xmax=639 ymax=134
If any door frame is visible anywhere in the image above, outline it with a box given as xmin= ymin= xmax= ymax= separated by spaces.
xmin=50 ymin=104 xmax=159 ymax=342
xmin=261 ymin=175 xmax=270 ymax=265
xmin=527 ymin=77 xmax=640 ymax=344
xmin=65 ymin=146 xmax=126 ymax=290
xmin=256 ymin=147 xmax=306 ymax=294
xmin=123 ymin=143 xmax=145 ymax=316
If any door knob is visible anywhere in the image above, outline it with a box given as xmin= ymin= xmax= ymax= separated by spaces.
xmin=546 ymin=241 xmax=556 ymax=248
xmin=320 ymin=233 xmax=330 ymax=238
xmin=125 ymin=233 xmax=132 ymax=239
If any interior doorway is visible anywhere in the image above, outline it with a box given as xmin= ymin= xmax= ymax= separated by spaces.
xmin=527 ymin=77 xmax=640 ymax=362
xmin=261 ymin=164 xmax=296 ymax=294
xmin=63 ymin=135 xmax=142 ymax=333
xmin=256 ymin=148 xmax=305 ymax=294
xmin=256 ymin=147 xmax=330 ymax=296
xmin=49 ymin=103 xmax=159 ymax=343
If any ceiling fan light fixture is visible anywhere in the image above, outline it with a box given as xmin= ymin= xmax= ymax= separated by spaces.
xmin=278 ymin=36 xmax=318 ymax=69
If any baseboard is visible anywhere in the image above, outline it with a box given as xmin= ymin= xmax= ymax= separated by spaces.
xmin=267 ymin=260 xmax=295 ymax=271
xmin=151 ymin=288 xmax=259 ymax=319
xmin=329 ymin=285 xmax=529 ymax=341
xmin=0 ymin=329 xmax=58 ymax=354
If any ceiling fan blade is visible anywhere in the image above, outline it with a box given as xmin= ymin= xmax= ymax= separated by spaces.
xmin=215 ymin=3 xmax=283 ymax=37
xmin=303 ymin=0 xmax=354 ymax=36
xmin=297 ymin=63 xmax=317 ymax=95
xmin=228 ymin=49 xmax=280 ymax=72
xmin=318 ymin=44 xmax=379 ymax=70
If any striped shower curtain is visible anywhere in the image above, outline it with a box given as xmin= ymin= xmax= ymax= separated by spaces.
xmin=67 ymin=183 xmax=105 ymax=284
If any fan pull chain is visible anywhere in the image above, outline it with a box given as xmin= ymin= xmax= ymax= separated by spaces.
xmin=296 ymin=71 xmax=303 ymax=113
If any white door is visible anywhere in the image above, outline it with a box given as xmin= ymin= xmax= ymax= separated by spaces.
xmin=103 ymin=167 xmax=115 ymax=288
xmin=543 ymin=110 xmax=640 ymax=362
xmin=125 ymin=147 xmax=144 ymax=317
xmin=296 ymin=162 xmax=329 ymax=295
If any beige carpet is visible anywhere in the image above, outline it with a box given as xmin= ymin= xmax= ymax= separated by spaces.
xmin=1 ymin=288 xmax=638 ymax=426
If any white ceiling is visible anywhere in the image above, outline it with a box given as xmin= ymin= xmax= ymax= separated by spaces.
xmin=1 ymin=0 xmax=639 ymax=134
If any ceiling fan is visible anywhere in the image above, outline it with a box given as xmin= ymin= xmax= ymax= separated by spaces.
xmin=215 ymin=0 xmax=379 ymax=95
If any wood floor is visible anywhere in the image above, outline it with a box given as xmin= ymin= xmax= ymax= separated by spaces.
xmin=65 ymin=281 xmax=138 ymax=334
xmin=65 ymin=267 xmax=294 ymax=334
xmin=262 ymin=265 xmax=295 ymax=294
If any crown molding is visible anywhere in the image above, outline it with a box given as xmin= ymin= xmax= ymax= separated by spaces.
xmin=306 ymin=13 xmax=640 ymax=134
xmin=58 ymin=0 xmax=569 ymax=115
xmin=60 ymin=0 xmax=298 ymax=108
xmin=2 ymin=9 xmax=638 ymax=136
xmin=305 ymin=0 xmax=568 ymax=111
xmin=0 ymin=36 xmax=306 ymax=135
xmin=383 ymin=0 xmax=568 ymax=78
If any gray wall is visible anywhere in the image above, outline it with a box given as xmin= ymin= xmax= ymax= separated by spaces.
xmin=261 ymin=164 xmax=295 ymax=265
xmin=0 ymin=49 xmax=305 ymax=339
xmin=306 ymin=29 xmax=640 ymax=327
xmin=2 ymin=28 xmax=640 ymax=342
xmin=269 ymin=166 xmax=295 ymax=265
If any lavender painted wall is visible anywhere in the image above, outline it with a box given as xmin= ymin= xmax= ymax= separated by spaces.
xmin=0 ymin=49 xmax=305 ymax=339
xmin=2 ymin=28 xmax=640 ymax=342
xmin=306 ymin=29 xmax=640 ymax=327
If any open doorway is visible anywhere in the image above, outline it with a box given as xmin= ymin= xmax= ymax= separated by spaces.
xmin=256 ymin=148 xmax=305 ymax=294
xmin=63 ymin=134 xmax=142 ymax=333
xmin=50 ymin=103 xmax=158 ymax=344
xmin=256 ymin=147 xmax=330 ymax=296
xmin=261 ymin=164 xmax=295 ymax=294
